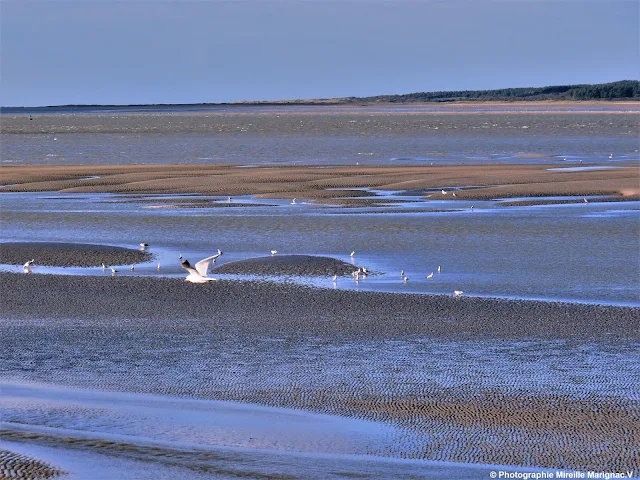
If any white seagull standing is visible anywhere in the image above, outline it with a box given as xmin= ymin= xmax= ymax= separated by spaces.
xmin=454 ymin=290 xmax=463 ymax=297
xmin=102 ymin=262 xmax=108 ymax=271
xmin=23 ymin=259 xmax=35 ymax=273
xmin=291 ymin=198 xmax=297 ymax=205
xmin=110 ymin=268 xmax=119 ymax=276
xmin=181 ymin=253 xmax=221 ymax=283
xmin=139 ymin=243 xmax=149 ymax=250
xmin=437 ymin=265 xmax=441 ymax=273
xmin=426 ymin=272 xmax=434 ymax=279
xmin=271 ymin=249 xmax=278 ymax=255
xmin=350 ymin=251 xmax=355 ymax=257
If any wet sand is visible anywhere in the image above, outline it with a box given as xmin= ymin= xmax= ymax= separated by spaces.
xmin=213 ymin=255 xmax=361 ymax=276
xmin=0 ymin=449 xmax=65 ymax=479
xmin=2 ymin=164 xmax=639 ymax=202
xmin=2 ymin=238 xmax=639 ymax=477
xmin=1 ymin=269 xmax=639 ymax=475
xmin=0 ymin=242 xmax=152 ymax=267
xmin=1 ymin=271 xmax=638 ymax=340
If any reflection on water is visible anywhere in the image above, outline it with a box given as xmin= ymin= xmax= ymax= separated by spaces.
xmin=1 ymin=192 xmax=639 ymax=304
xmin=2 ymin=111 xmax=639 ymax=166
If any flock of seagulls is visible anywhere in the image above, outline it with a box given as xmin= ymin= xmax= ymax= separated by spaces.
xmin=22 ymin=243 xmax=464 ymax=295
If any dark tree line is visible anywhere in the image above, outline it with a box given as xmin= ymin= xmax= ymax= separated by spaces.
xmin=344 ymin=80 xmax=640 ymax=103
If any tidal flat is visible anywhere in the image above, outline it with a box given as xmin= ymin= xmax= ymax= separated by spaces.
xmin=1 ymin=104 xmax=639 ymax=479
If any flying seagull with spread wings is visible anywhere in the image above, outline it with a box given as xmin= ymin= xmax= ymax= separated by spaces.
xmin=181 ymin=250 xmax=223 ymax=283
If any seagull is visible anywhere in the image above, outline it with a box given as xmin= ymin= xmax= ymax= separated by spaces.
xmin=437 ymin=266 xmax=441 ymax=273
xmin=181 ymin=254 xmax=220 ymax=283
xmin=228 ymin=196 xmax=231 ymax=203
xmin=157 ymin=262 xmax=161 ymax=270
xmin=609 ymin=153 xmax=613 ymax=159
xmin=441 ymin=190 xmax=447 ymax=195
xmin=403 ymin=276 xmax=409 ymax=283
xmin=350 ymin=251 xmax=355 ymax=257
xmin=452 ymin=192 xmax=457 ymax=197
xmin=400 ymin=269 xmax=404 ymax=277
xmin=110 ymin=268 xmax=119 ymax=276
xmin=102 ymin=262 xmax=108 ymax=270
xmin=584 ymin=198 xmax=589 ymax=204
xmin=212 ymin=249 xmax=223 ymax=263
xmin=426 ymin=272 xmax=434 ymax=279
xmin=130 ymin=264 xmax=135 ymax=271
xmin=332 ymin=275 xmax=337 ymax=283
xmin=291 ymin=198 xmax=297 ymax=205
xmin=454 ymin=290 xmax=463 ymax=297
xmin=271 ymin=249 xmax=278 ymax=255
xmin=139 ymin=243 xmax=149 ymax=249
xmin=23 ymin=259 xmax=35 ymax=273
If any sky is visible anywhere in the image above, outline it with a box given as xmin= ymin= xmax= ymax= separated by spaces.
xmin=1 ymin=0 xmax=638 ymax=107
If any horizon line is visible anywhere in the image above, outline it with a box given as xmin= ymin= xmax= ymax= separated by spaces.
xmin=2 ymin=79 xmax=638 ymax=109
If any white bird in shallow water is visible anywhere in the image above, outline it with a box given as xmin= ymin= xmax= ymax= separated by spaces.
xmin=583 ymin=198 xmax=589 ymax=204
xmin=139 ymin=243 xmax=149 ymax=250
xmin=157 ymin=262 xmax=161 ymax=270
xmin=181 ymin=252 xmax=222 ymax=283
xmin=437 ymin=265 xmax=441 ymax=273
xmin=454 ymin=290 xmax=463 ymax=297
xmin=426 ymin=272 xmax=434 ymax=279
xmin=271 ymin=249 xmax=278 ymax=255
xmin=130 ymin=264 xmax=135 ymax=271
xmin=403 ymin=276 xmax=409 ymax=283
xmin=110 ymin=268 xmax=119 ymax=276
xmin=350 ymin=251 xmax=355 ymax=257
xmin=23 ymin=259 xmax=35 ymax=273
xmin=332 ymin=275 xmax=337 ymax=283
xmin=102 ymin=262 xmax=108 ymax=270
xmin=441 ymin=190 xmax=447 ymax=195
xmin=291 ymin=198 xmax=297 ymax=205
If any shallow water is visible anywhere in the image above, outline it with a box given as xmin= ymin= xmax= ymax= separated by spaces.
xmin=2 ymin=108 xmax=639 ymax=166
xmin=1 ymin=106 xmax=639 ymax=477
xmin=1 ymin=191 xmax=639 ymax=304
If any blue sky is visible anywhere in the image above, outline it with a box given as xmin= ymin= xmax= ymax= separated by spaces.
xmin=1 ymin=0 xmax=638 ymax=106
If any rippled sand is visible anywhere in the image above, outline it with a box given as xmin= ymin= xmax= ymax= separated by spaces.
xmin=2 ymin=164 xmax=639 ymax=201
xmin=1 ymin=247 xmax=639 ymax=477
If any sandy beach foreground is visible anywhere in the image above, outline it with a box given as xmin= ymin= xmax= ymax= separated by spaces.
xmin=1 ymin=242 xmax=639 ymax=477
xmin=2 ymin=271 xmax=639 ymax=340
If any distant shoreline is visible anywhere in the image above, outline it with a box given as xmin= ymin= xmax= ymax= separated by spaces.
xmin=2 ymin=100 xmax=640 ymax=114
xmin=2 ymin=79 xmax=638 ymax=111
